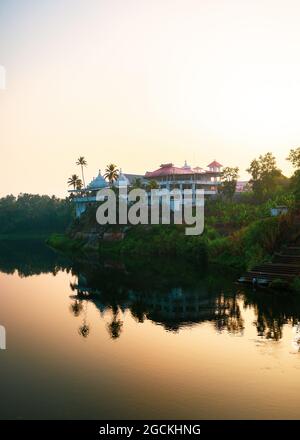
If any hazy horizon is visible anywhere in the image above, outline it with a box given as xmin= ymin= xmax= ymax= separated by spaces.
xmin=1 ymin=0 xmax=300 ymax=197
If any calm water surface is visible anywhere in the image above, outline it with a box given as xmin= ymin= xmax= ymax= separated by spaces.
xmin=1 ymin=240 xmax=300 ymax=419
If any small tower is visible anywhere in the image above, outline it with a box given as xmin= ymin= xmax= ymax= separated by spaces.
xmin=182 ymin=160 xmax=191 ymax=170
xmin=207 ymin=160 xmax=223 ymax=172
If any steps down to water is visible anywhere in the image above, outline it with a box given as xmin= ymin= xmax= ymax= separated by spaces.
xmin=239 ymin=246 xmax=300 ymax=286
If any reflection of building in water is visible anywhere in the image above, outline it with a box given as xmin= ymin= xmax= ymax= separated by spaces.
xmin=70 ymin=274 xmax=244 ymax=336
xmin=71 ymin=264 xmax=300 ymax=342
xmin=128 ymin=288 xmax=221 ymax=332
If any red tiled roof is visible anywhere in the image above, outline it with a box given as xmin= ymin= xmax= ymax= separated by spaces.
xmin=145 ymin=161 xmax=223 ymax=178
xmin=145 ymin=164 xmax=192 ymax=178
xmin=193 ymin=166 xmax=205 ymax=173
xmin=207 ymin=160 xmax=223 ymax=168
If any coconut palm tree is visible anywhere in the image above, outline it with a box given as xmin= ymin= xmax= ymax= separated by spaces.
xmin=76 ymin=156 xmax=87 ymax=188
xmin=68 ymin=174 xmax=81 ymax=190
xmin=104 ymin=163 xmax=119 ymax=184
xmin=132 ymin=177 xmax=144 ymax=189
xmin=76 ymin=179 xmax=83 ymax=190
xmin=146 ymin=179 xmax=159 ymax=191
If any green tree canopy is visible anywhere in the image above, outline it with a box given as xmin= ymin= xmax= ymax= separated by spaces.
xmin=287 ymin=148 xmax=300 ymax=169
xmin=247 ymin=152 xmax=285 ymax=200
xmin=68 ymin=174 xmax=82 ymax=190
xmin=104 ymin=164 xmax=119 ymax=184
xmin=218 ymin=166 xmax=239 ymax=199
xmin=0 ymin=194 xmax=73 ymax=235
xmin=287 ymin=147 xmax=300 ymax=204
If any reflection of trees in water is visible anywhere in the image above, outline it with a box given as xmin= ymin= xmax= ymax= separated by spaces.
xmin=256 ymin=316 xmax=283 ymax=341
xmin=243 ymin=290 xmax=300 ymax=341
xmin=4 ymin=240 xmax=300 ymax=343
xmin=69 ymin=299 xmax=83 ymax=317
xmin=0 ymin=239 xmax=71 ymax=277
xmin=214 ymin=294 xmax=244 ymax=334
xmin=69 ymin=259 xmax=245 ymax=339
xmin=78 ymin=301 xmax=90 ymax=339
xmin=106 ymin=306 xmax=124 ymax=340
xmin=69 ymin=259 xmax=300 ymax=342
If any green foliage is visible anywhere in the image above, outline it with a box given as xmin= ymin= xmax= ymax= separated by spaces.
xmin=289 ymin=170 xmax=300 ymax=205
xmin=286 ymin=148 xmax=300 ymax=204
xmin=104 ymin=164 xmax=119 ymax=183
xmin=269 ymin=278 xmax=290 ymax=291
xmin=0 ymin=194 xmax=73 ymax=235
xmin=207 ymin=217 xmax=284 ymax=270
xmin=247 ymin=152 xmax=286 ymax=200
xmin=98 ymin=224 xmax=208 ymax=261
xmin=291 ymin=277 xmax=300 ymax=294
xmin=218 ymin=166 xmax=239 ymax=200
xmin=205 ymin=190 xmax=294 ymax=233
xmin=47 ymin=233 xmax=84 ymax=252
xmin=287 ymin=147 xmax=300 ymax=169
xmin=132 ymin=178 xmax=144 ymax=189
xmin=76 ymin=156 xmax=87 ymax=188
xmin=146 ymin=180 xmax=159 ymax=191
xmin=68 ymin=174 xmax=82 ymax=190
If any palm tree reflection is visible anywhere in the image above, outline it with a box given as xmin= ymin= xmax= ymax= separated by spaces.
xmin=106 ymin=306 xmax=124 ymax=340
xmin=70 ymin=299 xmax=83 ymax=317
xmin=77 ymin=301 xmax=90 ymax=339
xmin=68 ymin=258 xmax=300 ymax=343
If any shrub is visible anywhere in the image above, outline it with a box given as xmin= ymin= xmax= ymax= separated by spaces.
xmin=291 ymin=277 xmax=300 ymax=294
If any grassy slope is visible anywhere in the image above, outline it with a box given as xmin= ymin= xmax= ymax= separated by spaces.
xmin=47 ymin=214 xmax=292 ymax=271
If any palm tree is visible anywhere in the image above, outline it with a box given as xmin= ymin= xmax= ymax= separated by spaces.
xmin=132 ymin=177 xmax=144 ymax=189
xmin=68 ymin=174 xmax=81 ymax=190
xmin=76 ymin=179 xmax=83 ymax=190
xmin=146 ymin=179 xmax=159 ymax=191
xmin=76 ymin=156 xmax=87 ymax=188
xmin=104 ymin=163 xmax=119 ymax=184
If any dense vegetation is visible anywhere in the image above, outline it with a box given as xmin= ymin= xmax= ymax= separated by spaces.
xmin=48 ymin=149 xmax=300 ymax=276
xmin=48 ymin=194 xmax=294 ymax=271
xmin=0 ymin=194 xmax=73 ymax=236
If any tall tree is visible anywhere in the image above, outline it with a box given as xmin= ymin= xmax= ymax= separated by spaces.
xmin=76 ymin=156 xmax=87 ymax=188
xmin=104 ymin=164 xmax=119 ymax=184
xmin=287 ymin=147 xmax=300 ymax=204
xmin=247 ymin=152 xmax=283 ymax=200
xmin=287 ymin=147 xmax=300 ymax=169
xmin=218 ymin=166 xmax=239 ymax=199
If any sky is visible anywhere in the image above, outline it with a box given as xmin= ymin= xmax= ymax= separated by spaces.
xmin=0 ymin=0 xmax=300 ymax=197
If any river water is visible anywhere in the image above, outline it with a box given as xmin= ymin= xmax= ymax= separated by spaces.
xmin=1 ymin=239 xmax=300 ymax=419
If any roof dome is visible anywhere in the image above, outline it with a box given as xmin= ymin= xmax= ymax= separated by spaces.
xmin=87 ymin=170 xmax=108 ymax=190
xmin=115 ymin=169 xmax=130 ymax=187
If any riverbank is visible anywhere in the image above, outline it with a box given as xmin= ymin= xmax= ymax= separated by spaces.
xmin=0 ymin=233 xmax=50 ymax=241
xmin=47 ymin=213 xmax=294 ymax=272
xmin=47 ymin=225 xmax=208 ymax=262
